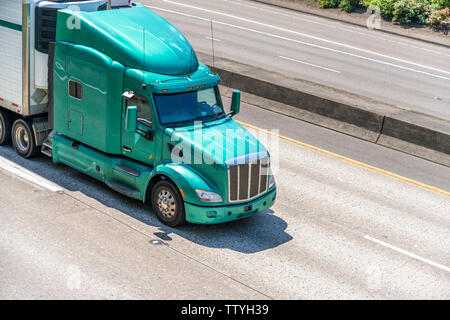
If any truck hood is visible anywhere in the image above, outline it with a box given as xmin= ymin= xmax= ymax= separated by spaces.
xmin=166 ymin=118 xmax=269 ymax=167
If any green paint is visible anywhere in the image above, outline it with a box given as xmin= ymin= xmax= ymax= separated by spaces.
xmin=56 ymin=6 xmax=198 ymax=76
xmin=52 ymin=134 xmax=154 ymax=202
xmin=163 ymin=119 xmax=268 ymax=200
xmin=0 ymin=19 xmax=22 ymax=32
xmin=53 ymin=42 xmax=124 ymax=155
xmin=51 ymin=5 xmax=276 ymax=225
xmin=184 ymin=189 xmax=277 ymax=224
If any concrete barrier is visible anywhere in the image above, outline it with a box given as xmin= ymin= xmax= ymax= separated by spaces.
xmin=198 ymin=53 xmax=450 ymax=166
xmin=214 ymin=66 xmax=384 ymax=133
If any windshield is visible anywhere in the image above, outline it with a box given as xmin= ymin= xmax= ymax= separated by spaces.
xmin=154 ymin=87 xmax=225 ymax=127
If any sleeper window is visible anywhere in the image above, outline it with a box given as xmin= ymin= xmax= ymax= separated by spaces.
xmin=68 ymin=80 xmax=82 ymax=99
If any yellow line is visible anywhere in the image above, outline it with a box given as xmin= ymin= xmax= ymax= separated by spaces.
xmin=238 ymin=121 xmax=450 ymax=197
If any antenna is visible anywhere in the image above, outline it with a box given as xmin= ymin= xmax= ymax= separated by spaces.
xmin=210 ymin=20 xmax=215 ymax=69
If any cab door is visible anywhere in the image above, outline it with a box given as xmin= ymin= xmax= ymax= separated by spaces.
xmin=121 ymin=91 xmax=155 ymax=165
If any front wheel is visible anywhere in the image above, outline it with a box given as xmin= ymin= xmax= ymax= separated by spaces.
xmin=151 ymin=180 xmax=186 ymax=227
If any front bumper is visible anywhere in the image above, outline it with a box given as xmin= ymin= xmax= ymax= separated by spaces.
xmin=184 ymin=187 xmax=277 ymax=224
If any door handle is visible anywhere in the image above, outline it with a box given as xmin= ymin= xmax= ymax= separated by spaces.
xmin=123 ymin=146 xmax=132 ymax=153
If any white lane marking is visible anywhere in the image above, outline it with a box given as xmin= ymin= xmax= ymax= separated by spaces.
xmin=0 ymin=156 xmax=62 ymax=192
xmin=364 ymin=235 xmax=450 ymax=273
xmin=149 ymin=6 xmax=450 ymax=81
xmin=224 ymin=0 xmax=450 ymax=57
xmin=158 ymin=0 xmax=450 ymax=76
xmin=206 ymin=36 xmax=221 ymax=42
xmin=224 ymin=0 xmax=332 ymax=27
xmin=279 ymin=56 xmax=341 ymax=73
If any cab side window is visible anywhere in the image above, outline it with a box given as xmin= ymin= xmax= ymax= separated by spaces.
xmin=68 ymin=80 xmax=82 ymax=99
xmin=128 ymin=94 xmax=152 ymax=128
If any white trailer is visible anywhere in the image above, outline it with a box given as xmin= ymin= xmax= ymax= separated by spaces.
xmin=0 ymin=0 xmax=114 ymax=156
xmin=0 ymin=0 xmax=25 ymax=115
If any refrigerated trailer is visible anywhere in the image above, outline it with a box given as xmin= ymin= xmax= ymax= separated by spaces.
xmin=0 ymin=0 xmax=107 ymax=155
xmin=0 ymin=1 xmax=277 ymax=226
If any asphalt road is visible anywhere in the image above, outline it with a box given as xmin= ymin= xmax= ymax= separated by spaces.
xmin=142 ymin=0 xmax=450 ymax=121
xmin=1 ymin=96 xmax=449 ymax=299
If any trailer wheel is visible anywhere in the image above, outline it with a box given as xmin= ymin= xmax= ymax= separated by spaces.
xmin=0 ymin=109 xmax=12 ymax=145
xmin=151 ymin=180 xmax=186 ymax=227
xmin=12 ymin=119 xmax=39 ymax=158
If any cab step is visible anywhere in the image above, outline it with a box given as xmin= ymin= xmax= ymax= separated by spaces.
xmin=113 ymin=164 xmax=140 ymax=177
xmin=41 ymin=131 xmax=55 ymax=158
xmin=41 ymin=141 xmax=53 ymax=157
xmin=105 ymin=180 xmax=141 ymax=198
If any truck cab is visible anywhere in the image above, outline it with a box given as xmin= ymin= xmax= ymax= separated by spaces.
xmin=0 ymin=1 xmax=276 ymax=226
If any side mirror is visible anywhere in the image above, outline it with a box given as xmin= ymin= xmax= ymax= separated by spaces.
xmin=126 ymin=105 xmax=137 ymax=133
xmin=230 ymin=90 xmax=241 ymax=116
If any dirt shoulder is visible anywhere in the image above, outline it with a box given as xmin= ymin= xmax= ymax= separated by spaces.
xmin=252 ymin=0 xmax=449 ymax=47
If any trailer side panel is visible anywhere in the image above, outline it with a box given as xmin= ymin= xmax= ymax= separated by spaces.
xmin=0 ymin=0 xmax=23 ymax=114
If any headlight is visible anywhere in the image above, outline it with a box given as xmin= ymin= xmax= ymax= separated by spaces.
xmin=196 ymin=189 xmax=223 ymax=203
xmin=269 ymin=173 xmax=276 ymax=188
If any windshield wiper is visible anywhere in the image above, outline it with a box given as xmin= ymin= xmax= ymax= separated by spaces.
xmin=199 ymin=113 xmax=226 ymax=123
xmin=164 ymin=113 xmax=226 ymax=127
xmin=163 ymin=119 xmax=196 ymax=127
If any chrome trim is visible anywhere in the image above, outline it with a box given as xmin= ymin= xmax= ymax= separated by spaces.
xmin=225 ymin=151 xmax=269 ymax=167
xmin=22 ymin=2 xmax=30 ymax=115
xmin=237 ymin=165 xmax=240 ymax=199
xmin=228 ymin=155 xmax=270 ymax=203
xmin=257 ymin=164 xmax=261 ymax=195
xmin=247 ymin=163 xmax=251 ymax=199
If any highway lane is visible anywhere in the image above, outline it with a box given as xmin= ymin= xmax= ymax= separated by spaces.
xmin=0 ymin=98 xmax=448 ymax=299
xmin=0 ymin=170 xmax=266 ymax=299
xmin=142 ymin=0 xmax=450 ymax=120
xmin=232 ymin=92 xmax=450 ymax=191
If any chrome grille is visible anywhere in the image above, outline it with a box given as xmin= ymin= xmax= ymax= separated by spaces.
xmin=228 ymin=154 xmax=269 ymax=202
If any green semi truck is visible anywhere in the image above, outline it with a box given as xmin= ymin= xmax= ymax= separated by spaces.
xmin=0 ymin=1 xmax=276 ymax=226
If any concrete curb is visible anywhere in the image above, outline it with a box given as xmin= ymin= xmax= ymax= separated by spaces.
xmin=198 ymin=53 xmax=450 ymax=167
xmin=251 ymin=0 xmax=450 ymax=49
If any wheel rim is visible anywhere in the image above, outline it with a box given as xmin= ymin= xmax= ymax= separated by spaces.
xmin=15 ymin=126 xmax=30 ymax=153
xmin=156 ymin=188 xmax=177 ymax=219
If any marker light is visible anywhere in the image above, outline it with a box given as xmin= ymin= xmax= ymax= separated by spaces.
xmin=269 ymin=172 xmax=276 ymax=188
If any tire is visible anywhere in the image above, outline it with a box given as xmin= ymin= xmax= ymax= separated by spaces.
xmin=151 ymin=180 xmax=186 ymax=227
xmin=11 ymin=118 xmax=39 ymax=158
xmin=0 ymin=109 xmax=12 ymax=145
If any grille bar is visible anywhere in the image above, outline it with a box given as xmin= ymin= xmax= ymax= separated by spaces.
xmin=228 ymin=155 xmax=269 ymax=202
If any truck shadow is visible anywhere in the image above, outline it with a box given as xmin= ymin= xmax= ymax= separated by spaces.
xmin=157 ymin=210 xmax=293 ymax=254
xmin=0 ymin=147 xmax=292 ymax=254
